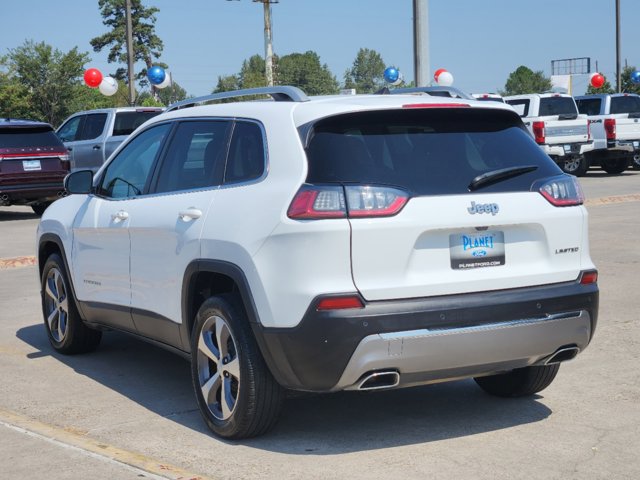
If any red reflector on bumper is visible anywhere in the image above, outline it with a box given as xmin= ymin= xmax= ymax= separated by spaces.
xmin=580 ymin=271 xmax=598 ymax=285
xmin=316 ymin=296 xmax=364 ymax=311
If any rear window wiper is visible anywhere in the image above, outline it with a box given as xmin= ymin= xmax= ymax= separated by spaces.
xmin=469 ymin=165 xmax=538 ymax=191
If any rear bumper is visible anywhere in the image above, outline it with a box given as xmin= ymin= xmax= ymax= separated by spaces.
xmin=606 ymin=139 xmax=638 ymax=152
xmin=252 ymin=279 xmax=598 ymax=392
xmin=543 ymin=142 xmax=594 ymax=157
xmin=0 ymin=181 xmax=66 ymax=203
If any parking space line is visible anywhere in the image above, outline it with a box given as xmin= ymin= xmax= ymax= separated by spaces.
xmin=0 ymin=255 xmax=36 ymax=270
xmin=585 ymin=193 xmax=640 ymax=206
xmin=0 ymin=408 xmax=212 ymax=480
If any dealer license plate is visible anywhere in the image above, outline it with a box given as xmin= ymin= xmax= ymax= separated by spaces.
xmin=450 ymin=231 xmax=505 ymax=270
xmin=22 ymin=160 xmax=41 ymax=171
xmin=633 ymin=141 xmax=639 ymax=149
xmin=563 ymin=144 xmax=571 ymax=153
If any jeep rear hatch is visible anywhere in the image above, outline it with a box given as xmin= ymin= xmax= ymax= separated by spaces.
xmin=301 ymin=108 xmax=587 ymax=301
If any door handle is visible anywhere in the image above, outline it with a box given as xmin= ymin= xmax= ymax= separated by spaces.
xmin=178 ymin=208 xmax=202 ymax=221
xmin=111 ymin=210 xmax=129 ymax=222
xmin=92 ymin=145 xmax=101 ymax=150
xmin=67 ymin=147 xmax=73 ymax=152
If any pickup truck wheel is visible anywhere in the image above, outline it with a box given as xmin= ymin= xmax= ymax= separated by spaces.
xmin=191 ymin=295 xmax=283 ymax=439
xmin=474 ymin=364 xmax=560 ymax=397
xmin=41 ymin=253 xmax=102 ymax=354
xmin=560 ymin=156 xmax=588 ymax=176
xmin=601 ymin=157 xmax=629 ymax=174
xmin=632 ymin=154 xmax=640 ymax=170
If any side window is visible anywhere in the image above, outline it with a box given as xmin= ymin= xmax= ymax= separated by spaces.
xmin=79 ymin=113 xmax=107 ymax=140
xmin=57 ymin=116 xmax=83 ymax=142
xmin=98 ymin=123 xmax=171 ymax=199
xmin=154 ymin=120 xmax=230 ymax=193
xmin=506 ymin=100 xmax=529 ymax=117
xmin=224 ymin=121 xmax=266 ymax=184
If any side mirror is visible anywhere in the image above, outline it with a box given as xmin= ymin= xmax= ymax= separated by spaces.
xmin=64 ymin=170 xmax=93 ymax=194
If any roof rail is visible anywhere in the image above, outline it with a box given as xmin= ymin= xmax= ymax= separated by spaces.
xmin=167 ymin=86 xmax=309 ymax=112
xmin=381 ymin=86 xmax=473 ymax=100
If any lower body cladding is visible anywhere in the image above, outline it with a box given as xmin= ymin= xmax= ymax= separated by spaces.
xmin=252 ymin=280 xmax=598 ymax=393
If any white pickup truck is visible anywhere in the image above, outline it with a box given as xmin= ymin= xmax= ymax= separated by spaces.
xmin=575 ymin=93 xmax=640 ymax=172
xmin=505 ymin=93 xmax=594 ymax=176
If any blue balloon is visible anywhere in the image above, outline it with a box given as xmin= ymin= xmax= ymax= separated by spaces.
xmin=384 ymin=67 xmax=400 ymax=84
xmin=631 ymin=70 xmax=640 ymax=85
xmin=147 ymin=66 xmax=166 ymax=85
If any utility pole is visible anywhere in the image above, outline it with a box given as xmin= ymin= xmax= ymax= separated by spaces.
xmin=125 ymin=0 xmax=136 ymax=105
xmin=413 ymin=0 xmax=430 ymax=87
xmin=254 ymin=0 xmax=277 ymax=86
xmin=615 ymin=0 xmax=621 ymax=92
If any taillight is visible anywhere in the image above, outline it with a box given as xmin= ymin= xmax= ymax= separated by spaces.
xmin=579 ymin=270 xmax=598 ymax=285
xmin=59 ymin=154 xmax=70 ymax=162
xmin=604 ymin=118 xmax=616 ymax=140
xmin=587 ymin=120 xmax=591 ymax=141
xmin=316 ymin=295 xmax=364 ymax=311
xmin=532 ymin=121 xmax=545 ymax=144
xmin=536 ymin=175 xmax=584 ymax=206
xmin=288 ymin=185 xmax=408 ymax=219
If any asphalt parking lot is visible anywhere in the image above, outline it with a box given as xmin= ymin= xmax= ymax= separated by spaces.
xmin=1 ymin=170 xmax=639 ymax=480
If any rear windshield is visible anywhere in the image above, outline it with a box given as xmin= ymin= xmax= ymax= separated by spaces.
xmin=113 ymin=111 xmax=162 ymax=136
xmin=303 ymin=108 xmax=561 ymax=195
xmin=0 ymin=127 xmax=64 ymax=149
xmin=610 ymin=95 xmax=640 ymax=114
xmin=576 ymin=98 xmax=602 ymax=116
xmin=539 ymin=97 xmax=578 ymax=116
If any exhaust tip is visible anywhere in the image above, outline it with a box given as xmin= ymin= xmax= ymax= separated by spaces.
xmin=545 ymin=346 xmax=580 ymax=365
xmin=357 ymin=370 xmax=400 ymax=391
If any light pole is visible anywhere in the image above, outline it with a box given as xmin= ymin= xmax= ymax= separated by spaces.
xmin=125 ymin=0 xmax=136 ymax=105
xmin=227 ymin=0 xmax=278 ymax=87
xmin=615 ymin=0 xmax=621 ymax=92
xmin=413 ymin=0 xmax=430 ymax=87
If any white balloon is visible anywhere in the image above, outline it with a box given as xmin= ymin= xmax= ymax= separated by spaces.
xmin=99 ymin=76 xmax=118 ymax=96
xmin=156 ymin=71 xmax=171 ymax=89
xmin=437 ymin=71 xmax=454 ymax=86
xmin=391 ymin=73 xmax=404 ymax=86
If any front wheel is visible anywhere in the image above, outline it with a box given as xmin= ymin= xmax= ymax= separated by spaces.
xmin=474 ymin=364 xmax=560 ymax=397
xmin=41 ymin=253 xmax=102 ymax=354
xmin=632 ymin=153 xmax=640 ymax=170
xmin=190 ymin=295 xmax=283 ymax=439
xmin=559 ymin=156 xmax=589 ymax=176
xmin=601 ymin=157 xmax=629 ymax=174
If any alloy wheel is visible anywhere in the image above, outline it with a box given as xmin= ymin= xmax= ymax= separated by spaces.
xmin=197 ymin=315 xmax=240 ymax=420
xmin=44 ymin=268 xmax=69 ymax=342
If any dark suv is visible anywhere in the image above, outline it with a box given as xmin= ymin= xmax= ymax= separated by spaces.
xmin=0 ymin=119 xmax=70 ymax=215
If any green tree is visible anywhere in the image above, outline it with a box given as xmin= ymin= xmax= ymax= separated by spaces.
xmin=586 ymin=74 xmax=615 ymax=95
xmin=213 ymin=74 xmax=240 ymax=94
xmin=343 ymin=48 xmax=386 ymax=93
xmin=501 ymin=66 xmax=552 ymax=95
xmin=0 ymin=71 xmax=37 ymax=119
xmin=90 ymin=0 xmax=166 ymax=90
xmin=3 ymin=40 xmax=89 ymax=125
xmin=240 ymin=55 xmax=267 ymax=89
xmin=277 ymin=51 xmax=338 ymax=95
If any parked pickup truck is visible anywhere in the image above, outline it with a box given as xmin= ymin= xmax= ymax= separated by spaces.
xmin=56 ymin=107 xmax=163 ymax=171
xmin=505 ymin=93 xmax=594 ymax=176
xmin=575 ymin=93 xmax=640 ymax=172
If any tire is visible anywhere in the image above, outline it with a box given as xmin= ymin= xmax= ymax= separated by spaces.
xmin=601 ymin=157 xmax=629 ymax=174
xmin=632 ymin=154 xmax=640 ymax=170
xmin=32 ymin=203 xmax=51 ymax=216
xmin=41 ymin=253 xmax=102 ymax=354
xmin=559 ymin=156 xmax=589 ymax=176
xmin=474 ymin=364 xmax=560 ymax=397
xmin=190 ymin=295 xmax=284 ymax=439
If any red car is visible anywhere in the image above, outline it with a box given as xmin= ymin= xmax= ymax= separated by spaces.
xmin=0 ymin=119 xmax=70 ymax=215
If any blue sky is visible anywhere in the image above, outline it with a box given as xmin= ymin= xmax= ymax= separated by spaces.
xmin=1 ymin=0 xmax=639 ymax=96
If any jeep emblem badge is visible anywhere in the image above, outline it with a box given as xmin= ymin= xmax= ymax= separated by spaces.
xmin=467 ymin=201 xmax=500 ymax=216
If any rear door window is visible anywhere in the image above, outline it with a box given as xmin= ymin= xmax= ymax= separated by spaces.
xmin=79 ymin=113 xmax=107 ymax=140
xmin=576 ymin=98 xmax=602 ymax=116
xmin=224 ymin=121 xmax=265 ymax=184
xmin=303 ymin=108 xmax=560 ymax=196
xmin=505 ymin=99 xmax=529 ymax=117
xmin=153 ymin=120 xmax=231 ymax=193
xmin=57 ymin=116 xmax=83 ymax=142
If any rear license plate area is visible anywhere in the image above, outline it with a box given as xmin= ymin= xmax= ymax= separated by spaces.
xmin=22 ymin=160 xmax=42 ymax=171
xmin=449 ymin=231 xmax=505 ymax=269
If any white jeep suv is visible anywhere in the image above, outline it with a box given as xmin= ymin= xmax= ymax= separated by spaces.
xmin=37 ymin=86 xmax=599 ymax=439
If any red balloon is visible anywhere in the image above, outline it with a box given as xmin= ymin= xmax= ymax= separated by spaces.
xmin=590 ymin=73 xmax=605 ymax=89
xmin=434 ymin=68 xmax=447 ymax=82
xmin=84 ymin=68 xmax=103 ymax=88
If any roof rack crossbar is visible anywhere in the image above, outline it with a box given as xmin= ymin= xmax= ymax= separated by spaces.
xmin=167 ymin=86 xmax=309 ymax=111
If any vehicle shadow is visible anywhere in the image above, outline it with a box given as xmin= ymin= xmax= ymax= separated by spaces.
xmin=0 ymin=209 xmax=38 ymax=221
xmin=17 ymin=324 xmax=552 ymax=454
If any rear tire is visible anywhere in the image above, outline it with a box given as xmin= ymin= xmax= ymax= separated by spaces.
xmin=601 ymin=157 xmax=629 ymax=174
xmin=559 ymin=156 xmax=588 ymax=176
xmin=32 ymin=203 xmax=51 ymax=216
xmin=41 ymin=253 xmax=102 ymax=354
xmin=474 ymin=364 xmax=560 ymax=397
xmin=632 ymin=154 xmax=640 ymax=170
xmin=190 ymin=295 xmax=283 ymax=439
